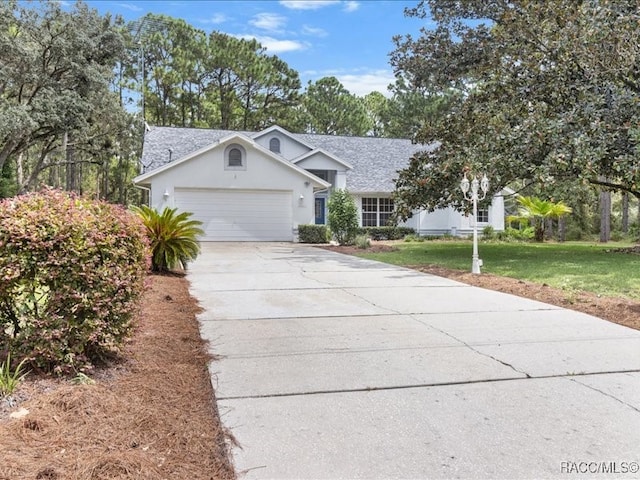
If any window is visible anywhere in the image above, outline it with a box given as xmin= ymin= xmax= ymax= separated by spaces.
xmin=362 ymin=197 xmax=394 ymax=227
xmin=307 ymin=169 xmax=329 ymax=181
xmin=269 ymin=137 xmax=281 ymax=153
xmin=477 ymin=208 xmax=489 ymax=223
xmin=225 ymin=144 xmax=246 ymax=170
xmin=228 ymin=148 xmax=242 ymax=166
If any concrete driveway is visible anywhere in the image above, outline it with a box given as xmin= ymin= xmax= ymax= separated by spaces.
xmin=188 ymin=243 xmax=640 ymax=479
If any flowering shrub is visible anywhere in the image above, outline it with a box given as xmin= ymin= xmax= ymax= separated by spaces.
xmin=0 ymin=189 xmax=150 ymax=373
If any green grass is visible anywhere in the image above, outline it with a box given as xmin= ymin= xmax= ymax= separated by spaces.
xmin=0 ymin=352 xmax=28 ymax=397
xmin=357 ymin=240 xmax=640 ymax=300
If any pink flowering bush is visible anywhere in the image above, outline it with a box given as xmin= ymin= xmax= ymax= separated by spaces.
xmin=0 ymin=189 xmax=150 ymax=373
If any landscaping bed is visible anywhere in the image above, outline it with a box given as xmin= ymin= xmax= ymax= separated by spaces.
xmin=0 ymin=274 xmax=235 ymax=480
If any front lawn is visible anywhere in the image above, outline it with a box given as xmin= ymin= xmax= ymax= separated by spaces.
xmin=356 ymin=240 xmax=640 ymax=300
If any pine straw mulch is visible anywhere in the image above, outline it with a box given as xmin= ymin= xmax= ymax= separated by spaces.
xmin=0 ymin=274 xmax=236 ymax=480
xmin=322 ymin=243 xmax=640 ymax=332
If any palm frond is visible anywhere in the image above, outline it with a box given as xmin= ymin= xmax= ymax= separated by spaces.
xmin=131 ymin=206 xmax=204 ymax=272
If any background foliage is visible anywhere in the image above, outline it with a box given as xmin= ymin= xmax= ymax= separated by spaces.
xmin=391 ymin=0 xmax=640 ymax=242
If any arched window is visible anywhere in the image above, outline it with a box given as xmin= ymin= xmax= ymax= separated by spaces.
xmin=225 ymin=144 xmax=246 ymax=170
xmin=228 ymin=148 xmax=242 ymax=167
xmin=269 ymin=137 xmax=281 ymax=153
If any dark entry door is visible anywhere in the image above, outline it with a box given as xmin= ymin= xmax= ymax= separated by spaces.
xmin=315 ymin=197 xmax=325 ymax=224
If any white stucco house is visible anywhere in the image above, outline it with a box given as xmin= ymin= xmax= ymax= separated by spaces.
xmin=134 ymin=125 xmax=505 ymax=241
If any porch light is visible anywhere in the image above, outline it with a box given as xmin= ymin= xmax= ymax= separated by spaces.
xmin=460 ymin=172 xmax=489 ymax=274
xmin=163 ymin=189 xmax=170 ymax=199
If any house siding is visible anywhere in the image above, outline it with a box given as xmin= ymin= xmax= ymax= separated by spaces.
xmin=146 ymin=141 xmax=317 ymax=232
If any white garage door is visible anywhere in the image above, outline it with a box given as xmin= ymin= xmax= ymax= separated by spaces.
xmin=174 ymin=188 xmax=293 ymax=241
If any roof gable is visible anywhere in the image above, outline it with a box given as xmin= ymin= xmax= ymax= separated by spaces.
xmin=291 ymin=148 xmax=353 ymax=170
xmin=134 ymin=131 xmax=330 ymax=188
xmin=251 ymin=126 xmax=316 ymax=153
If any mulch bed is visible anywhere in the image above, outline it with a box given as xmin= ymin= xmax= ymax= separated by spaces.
xmin=0 ymin=274 xmax=236 ymax=480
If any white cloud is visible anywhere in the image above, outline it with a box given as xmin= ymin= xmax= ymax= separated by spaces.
xmin=200 ymin=13 xmax=228 ymax=24
xmin=280 ymin=1 xmax=340 ymax=10
xmin=115 ymin=3 xmax=143 ymax=12
xmin=301 ymin=25 xmax=328 ymax=37
xmin=250 ymin=13 xmax=287 ymax=31
xmin=343 ymin=1 xmax=359 ymax=12
xmin=236 ymin=34 xmax=308 ymax=53
xmin=335 ymin=70 xmax=395 ymax=97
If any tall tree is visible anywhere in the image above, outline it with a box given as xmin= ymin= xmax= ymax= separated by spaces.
xmin=234 ymin=50 xmax=301 ymax=131
xmin=131 ymin=22 xmax=301 ymax=131
xmin=301 ymin=77 xmax=370 ymax=136
xmin=391 ymin=1 xmax=640 ymax=220
xmin=384 ymin=76 xmax=459 ymax=139
xmin=0 ymin=1 xmax=125 ymax=176
xmin=362 ymin=91 xmax=390 ymax=137
xmin=0 ymin=0 xmax=138 ymax=201
xmin=130 ymin=14 xmax=206 ymax=127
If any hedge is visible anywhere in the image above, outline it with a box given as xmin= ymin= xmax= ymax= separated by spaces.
xmin=358 ymin=226 xmax=415 ymax=240
xmin=0 ymin=189 xmax=150 ymax=373
xmin=298 ymin=224 xmax=329 ymax=243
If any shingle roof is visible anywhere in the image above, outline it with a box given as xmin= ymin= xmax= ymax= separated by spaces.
xmin=140 ymin=126 xmax=248 ymax=173
xmin=140 ymin=126 xmax=434 ymax=193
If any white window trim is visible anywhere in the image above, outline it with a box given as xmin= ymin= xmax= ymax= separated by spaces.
xmin=362 ymin=197 xmax=394 ymax=227
xmin=269 ymin=137 xmax=281 ymax=153
xmin=476 ymin=208 xmax=489 ymax=223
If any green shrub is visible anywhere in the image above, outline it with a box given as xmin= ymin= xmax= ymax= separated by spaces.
xmin=359 ymin=226 xmax=415 ymax=240
xmin=327 ymin=189 xmax=359 ymax=245
xmin=610 ymin=230 xmax=625 ymax=242
xmin=404 ymin=234 xmax=425 ymax=243
xmin=298 ymin=224 xmax=329 ymax=243
xmin=0 ymin=189 xmax=150 ymax=373
xmin=498 ymin=226 xmax=535 ymax=242
xmin=131 ymin=206 xmax=204 ymax=272
xmin=354 ymin=234 xmax=371 ymax=249
xmin=564 ymin=225 xmax=585 ymax=241
xmin=482 ymin=225 xmax=496 ymax=239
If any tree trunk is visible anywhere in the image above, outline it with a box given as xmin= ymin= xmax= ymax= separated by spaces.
xmin=16 ymin=152 xmax=24 ymax=188
xmin=558 ymin=216 xmax=566 ymax=242
xmin=599 ymin=188 xmax=611 ymax=243
xmin=622 ymin=192 xmax=629 ymax=233
xmin=544 ymin=217 xmax=553 ymax=240
xmin=534 ymin=221 xmax=545 ymax=242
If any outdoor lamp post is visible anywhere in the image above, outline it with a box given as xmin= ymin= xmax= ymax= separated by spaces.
xmin=461 ymin=172 xmax=489 ymax=274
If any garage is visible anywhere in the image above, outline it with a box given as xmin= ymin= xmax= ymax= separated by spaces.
xmin=173 ymin=188 xmax=293 ymax=241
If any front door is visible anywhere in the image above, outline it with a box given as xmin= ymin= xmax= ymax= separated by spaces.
xmin=315 ymin=197 xmax=325 ymax=224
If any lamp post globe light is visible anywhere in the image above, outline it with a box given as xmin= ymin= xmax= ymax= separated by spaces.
xmin=460 ymin=172 xmax=489 ymax=274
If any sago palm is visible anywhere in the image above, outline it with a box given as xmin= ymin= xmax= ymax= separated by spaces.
xmin=516 ymin=196 xmax=572 ymax=242
xmin=132 ymin=206 xmax=204 ymax=272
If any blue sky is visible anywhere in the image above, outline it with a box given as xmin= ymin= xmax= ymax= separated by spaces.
xmin=83 ymin=0 xmax=431 ymax=96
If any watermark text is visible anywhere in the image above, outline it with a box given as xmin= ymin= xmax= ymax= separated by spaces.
xmin=561 ymin=461 xmax=639 ymax=475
